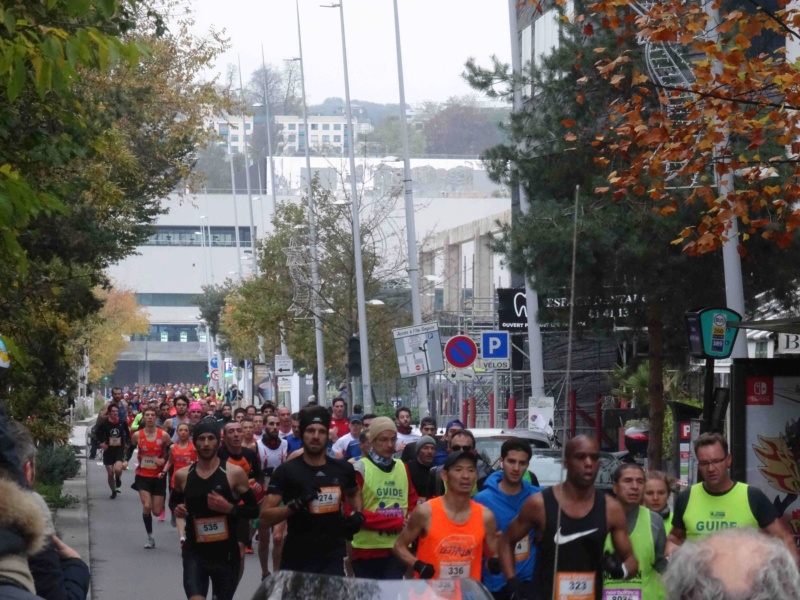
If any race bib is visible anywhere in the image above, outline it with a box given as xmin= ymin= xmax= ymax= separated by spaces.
xmin=556 ymin=572 xmax=595 ymax=599
xmin=439 ymin=560 xmax=470 ymax=580
xmin=140 ymin=456 xmax=158 ymax=469
xmin=309 ymin=486 xmax=341 ymax=515
xmin=194 ymin=516 xmax=229 ymax=543
xmin=603 ymin=590 xmax=641 ymax=600
xmin=514 ymin=537 xmax=530 ymax=561
xmin=109 ymin=436 xmax=122 ymax=447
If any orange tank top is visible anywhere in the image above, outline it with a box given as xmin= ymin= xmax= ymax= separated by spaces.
xmin=416 ymin=497 xmax=485 ymax=580
xmin=170 ymin=441 xmax=197 ymax=487
xmin=137 ymin=430 xmax=165 ymax=478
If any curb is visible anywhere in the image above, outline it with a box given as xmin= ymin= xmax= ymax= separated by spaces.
xmin=54 ymin=418 xmax=94 ymax=599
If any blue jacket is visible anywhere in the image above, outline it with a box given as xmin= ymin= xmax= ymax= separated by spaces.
xmin=474 ymin=470 xmax=542 ymax=592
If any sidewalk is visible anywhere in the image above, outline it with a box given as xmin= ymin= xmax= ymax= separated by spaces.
xmin=54 ymin=418 xmax=94 ymax=598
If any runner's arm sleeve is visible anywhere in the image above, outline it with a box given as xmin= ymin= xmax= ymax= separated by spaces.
xmin=748 ymin=485 xmax=779 ymax=528
xmin=650 ymin=511 xmax=669 ymax=573
xmin=94 ymin=423 xmax=107 ymax=444
xmin=124 ymin=441 xmax=136 ymax=462
xmin=670 ymin=490 xmax=690 ymax=532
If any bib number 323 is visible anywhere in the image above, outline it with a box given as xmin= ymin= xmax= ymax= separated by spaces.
xmin=556 ymin=572 xmax=595 ymax=599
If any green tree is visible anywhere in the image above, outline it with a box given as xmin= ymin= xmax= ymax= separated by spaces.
xmin=363 ymin=115 xmax=426 ymax=156
xmin=465 ymin=4 xmax=800 ymax=467
xmin=423 ymin=98 xmax=508 ymax=155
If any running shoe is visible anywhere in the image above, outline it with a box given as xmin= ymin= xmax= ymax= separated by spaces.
xmin=144 ymin=537 xmax=155 ymax=549
xmin=157 ymin=509 xmax=165 ymax=522
xmin=115 ymin=487 xmax=121 ymax=493
xmin=110 ymin=491 xmax=117 ymax=500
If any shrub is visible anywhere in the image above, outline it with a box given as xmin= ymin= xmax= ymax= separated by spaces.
xmin=34 ymin=481 xmax=77 ymax=510
xmin=37 ymin=445 xmax=80 ymax=485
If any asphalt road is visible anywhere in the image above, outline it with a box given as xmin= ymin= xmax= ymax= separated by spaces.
xmin=87 ymin=452 xmax=266 ymax=600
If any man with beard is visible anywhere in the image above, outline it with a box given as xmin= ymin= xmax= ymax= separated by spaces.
xmin=216 ymin=403 xmax=233 ymax=429
xmin=256 ymin=413 xmax=289 ymax=579
xmin=171 ymin=420 xmax=259 ymax=600
xmin=499 ymin=436 xmax=637 ymax=600
xmin=94 ymin=404 xmax=130 ymax=499
xmin=394 ymin=406 xmax=419 ymax=452
xmin=405 ymin=435 xmax=435 ymax=503
xmin=217 ymin=420 xmax=263 ymax=577
xmin=259 ymin=405 xmax=364 ymax=574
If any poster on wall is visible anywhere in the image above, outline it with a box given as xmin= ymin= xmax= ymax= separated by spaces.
xmin=732 ymin=359 xmax=800 ymax=551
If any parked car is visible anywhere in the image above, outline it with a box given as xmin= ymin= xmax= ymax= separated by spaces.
xmin=255 ymin=570 xmax=493 ymax=600
xmin=472 ymin=428 xmax=556 ymax=465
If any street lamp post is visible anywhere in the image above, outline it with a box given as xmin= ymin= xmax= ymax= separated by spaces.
xmin=227 ymin=126 xmax=244 ymax=280
xmin=322 ymin=0 xmax=373 ymax=412
xmin=293 ymin=0 xmax=327 ymax=401
xmin=261 ymin=46 xmax=279 ymax=225
xmin=391 ymin=0 xmax=428 ymax=417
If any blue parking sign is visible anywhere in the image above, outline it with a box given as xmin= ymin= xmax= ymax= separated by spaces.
xmin=481 ymin=331 xmax=510 ymax=360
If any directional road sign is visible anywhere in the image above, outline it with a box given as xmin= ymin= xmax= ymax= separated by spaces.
xmin=274 ymin=355 xmax=293 ymax=376
xmin=210 ymin=356 xmax=219 ymax=369
xmin=445 ymin=335 xmax=478 ymax=369
xmin=392 ymin=322 xmax=445 ymax=378
xmin=481 ymin=331 xmax=510 ymax=370
xmin=210 ymin=369 xmax=219 ymax=382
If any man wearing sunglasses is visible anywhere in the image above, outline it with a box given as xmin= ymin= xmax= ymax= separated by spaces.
xmin=666 ymin=432 xmax=797 ymax=561
xmin=426 ymin=430 xmax=492 ymax=498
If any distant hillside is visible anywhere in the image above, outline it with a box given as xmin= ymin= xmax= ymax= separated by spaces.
xmin=308 ymin=97 xmax=401 ymax=126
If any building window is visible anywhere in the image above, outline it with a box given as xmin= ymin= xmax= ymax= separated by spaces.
xmin=135 ymin=293 xmax=199 ymax=307
xmin=322 ymin=124 xmax=330 ymax=130
xmin=322 ymin=135 xmax=330 ymax=143
xmin=245 ymin=123 xmax=251 ymax=130
xmin=334 ymin=124 xmax=342 ymax=130
xmin=288 ymin=134 xmax=296 ymax=143
xmin=231 ymin=134 xmax=239 ymax=142
xmin=310 ymin=135 xmax=319 ymax=145
xmin=299 ymin=124 xmax=305 ymax=131
xmin=288 ymin=123 xmax=296 ymax=130
xmin=755 ymin=340 xmax=769 ymax=358
xmin=311 ymin=123 xmax=318 ymax=130
xmin=219 ymin=124 xmax=229 ymax=136
xmin=133 ymin=324 xmax=203 ymax=343
xmin=333 ymin=135 xmax=341 ymax=143
xmin=144 ymin=226 xmax=253 ymax=247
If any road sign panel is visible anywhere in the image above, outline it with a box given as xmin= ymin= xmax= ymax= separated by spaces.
xmin=447 ymin=368 xmax=475 ymax=382
xmin=482 ymin=359 xmax=510 ymax=370
xmin=445 ymin=335 xmax=478 ymax=369
xmin=210 ymin=369 xmax=219 ymax=381
xmin=278 ymin=376 xmax=291 ymax=392
xmin=392 ymin=322 xmax=445 ymax=378
xmin=274 ymin=355 xmax=293 ymax=376
xmin=481 ymin=331 xmax=510 ymax=360
xmin=210 ymin=356 xmax=219 ymax=369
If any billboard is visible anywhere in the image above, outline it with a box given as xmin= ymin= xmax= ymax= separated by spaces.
xmin=732 ymin=359 xmax=800 ymax=551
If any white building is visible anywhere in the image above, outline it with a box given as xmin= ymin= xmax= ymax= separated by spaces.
xmin=274 ymin=114 xmax=372 ymax=155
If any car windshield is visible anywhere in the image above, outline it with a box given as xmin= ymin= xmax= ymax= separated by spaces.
xmin=528 ymin=451 xmax=619 ymax=487
xmin=254 ymin=571 xmax=492 ymax=599
xmin=475 ymin=437 xmax=549 ymax=468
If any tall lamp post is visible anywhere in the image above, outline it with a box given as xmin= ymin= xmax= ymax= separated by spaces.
xmin=322 ymin=0 xmax=373 ymax=411
xmin=292 ymin=0 xmax=327 ymax=400
xmin=391 ymin=0 xmax=428 ymax=417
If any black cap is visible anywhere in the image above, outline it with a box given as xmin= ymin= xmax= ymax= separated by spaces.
xmin=443 ymin=450 xmax=478 ymax=471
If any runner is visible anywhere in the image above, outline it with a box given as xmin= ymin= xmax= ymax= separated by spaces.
xmin=351 ymin=417 xmax=418 ymax=579
xmin=188 ymin=402 xmax=204 ymax=428
xmin=643 ymin=470 xmax=673 ymax=533
xmin=405 ymin=435 xmax=436 ymax=502
xmin=603 ymin=463 xmax=666 ymax=600
xmin=162 ymin=422 xmax=197 ymax=545
xmin=259 ymin=405 xmax=364 ymax=575
xmin=393 ymin=450 xmax=500 ymax=580
xmin=256 ymin=413 xmax=289 ymax=579
xmin=156 ymin=402 xmax=172 ymax=432
xmin=395 ymin=406 xmax=419 ymax=452
xmin=474 ymin=438 xmax=542 ymax=598
xmin=165 ymin=397 xmax=189 ymax=443
xmin=233 ymin=408 xmax=246 ymax=423
xmin=245 ymin=405 xmax=257 ymax=418
xmin=252 ymin=414 xmax=264 ymax=442
xmin=400 ymin=416 xmax=438 ymax=462
xmin=240 ymin=418 xmax=257 ymax=452
xmin=284 ymin=412 xmax=302 ymax=454
xmin=216 ymin=403 xmax=233 ymax=428
xmin=126 ymin=406 xmax=172 ymax=549
xmin=329 ymin=397 xmax=349 ymax=441
xmin=217 ymin=420 xmax=263 ymax=575
xmin=498 ymin=436 xmax=637 ymax=600
xmin=171 ymin=420 xmax=260 ymax=600
xmin=94 ymin=404 xmax=131 ymax=499
xmin=277 ymin=406 xmax=292 ymax=438
xmin=666 ymin=432 xmax=797 ymax=559
xmin=332 ymin=415 xmax=363 ymax=459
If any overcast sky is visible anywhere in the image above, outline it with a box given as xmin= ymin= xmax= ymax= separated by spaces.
xmin=188 ymin=0 xmax=513 ymax=106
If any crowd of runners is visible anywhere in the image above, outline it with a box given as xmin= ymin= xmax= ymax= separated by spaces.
xmin=89 ymin=383 xmax=800 ymax=600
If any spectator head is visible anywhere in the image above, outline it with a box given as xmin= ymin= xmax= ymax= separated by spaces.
xmin=420 ymin=416 xmax=437 ymax=436
xmin=664 ymin=527 xmax=800 ymax=600
xmin=3 ymin=420 xmax=36 ymax=487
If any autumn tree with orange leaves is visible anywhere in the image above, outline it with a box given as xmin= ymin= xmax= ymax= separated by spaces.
xmin=467 ymin=0 xmax=800 ymax=467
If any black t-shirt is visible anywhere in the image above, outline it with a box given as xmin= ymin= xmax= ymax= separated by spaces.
xmin=671 ymin=482 xmax=777 ymax=531
xmin=405 ymin=459 xmax=432 ymax=500
xmin=267 ymin=455 xmax=358 ymax=562
xmin=95 ymin=419 xmax=130 ymax=451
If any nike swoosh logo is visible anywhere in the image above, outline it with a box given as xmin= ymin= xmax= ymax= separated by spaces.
xmin=554 ymin=528 xmax=598 ymax=545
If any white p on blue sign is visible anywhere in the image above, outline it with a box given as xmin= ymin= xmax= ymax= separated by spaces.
xmin=481 ymin=331 xmax=510 ymax=369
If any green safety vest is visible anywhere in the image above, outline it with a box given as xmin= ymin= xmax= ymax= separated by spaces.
xmin=663 ymin=511 xmax=672 ymax=535
xmin=352 ymin=458 xmax=408 ymax=550
xmin=682 ymin=482 xmax=758 ymax=541
xmin=603 ymin=505 xmax=664 ymax=600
